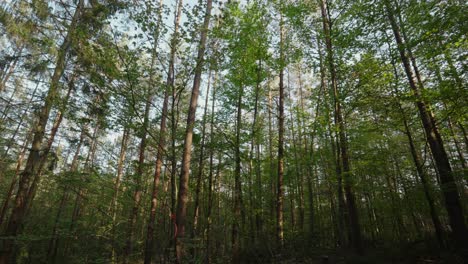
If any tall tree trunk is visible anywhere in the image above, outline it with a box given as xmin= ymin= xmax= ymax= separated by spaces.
xmin=301 ymin=65 xmax=322 ymax=238
xmin=143 ymin=0 xmax=174 ymax=262
xmin=205 ymin=71 xmax=217 ymax=264
xmin=170 ymin=96 xmax=178 ymax=240
xmin=69 ymin=121 xmax=99 ymax=235
xmin=175 ymin=0 xmax=213 ymax=262
xmin=125 ymin=87 xmax=152 ymax=261
xmin=0 ymin=129 xmax=33 ymax=227
xmin=123 ymin=58 xmax=157 ymax=263
xmin=276 ymin=12 xmax=285 ymax=251
xmin=430 ymin=58 xmax=467 ymax=176
xmin=25 ymin=72 xmax=76 ymax=218
xmin=193 ymin=69 xmax=214 ymax=240
xmin=267 ymin=80 xmax=276 ymax=226
xmin=447 ymin=117 xmax=467 ymax=173
xmin=388 ymin=56 xmax=445 ymax=247
xmin=61 ymin=111 xmax=98 ymax=258
xmin=251 ymin=61 xmax=262 ymax=241
xmin=169 ymin=76 xmax=182 ymax=250
xmin=319 ymin=0 xmax=363 ymax=254
xmin=2 ymin=78 xmax=40 ymax=159
xmin=383 ymin=159 xmax=404 ymax=242
xmin=385 ymin=0 xmax=467 ymax=248
xmin=111 ymin=127 xmax=129 ymax=264
xmin=287 ymin=72 xmax=305 ymax=233
xmin=0 ymin=1 xmax=83 ymax=261
xmin=318 ymin=31 xmax=347 ymax=247
xmin=232 ymin=81 xmax=244 ymax=264
xmin=47 ymin=126 xmax=85 ymax=262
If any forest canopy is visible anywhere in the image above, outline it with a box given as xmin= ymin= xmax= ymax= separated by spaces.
xmin=0 ymin=0 xmax=466 ymax=263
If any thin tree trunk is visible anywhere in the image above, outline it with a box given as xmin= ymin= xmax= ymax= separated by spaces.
xmin=0 ymin=87 xmax=18 ymax=125
xmin=110 ymin=127 xmax=129 ymax=263
xmin=25 ymin=72 xmax=76 ymax=217
xmin=47 ymin=127 xmax=85 ymax=262
xmin=125 ymin=87 xmax=152 ymax=261
xmin=383 ymin=162 xmax=404 ymax=242
xmin=385 ymin=0 xmax=467 ymax=248
xmin=388 ymin=56 xmax=446 ymax=247
xmin=430 ymin=58 xmax=467 ymax=175
xmin=276 ymin=12 xmax=285 ymax=252
xmin=287 ymin=71 xmax=305 ymax=233
xmin=143 ymin=0 xmax=173 ymax=262
xmin=69 ymin=122 xmax=99 ymax=234
xmin=0 ymin=45 xmax=23 ymax=93
xmin=318 ymin=31 xmax=347 ymax=247
xmin=303 ymin=96 xmax=321 ymax=239
xmin=320 ymin=0 xmax=363 ymax=254
xmin=250 ymin=60 xmax=262 ymax=241
xmin=290 ymin=181 xmax=296 ymax=231
xmin=457 ymin=123 xmax=468 ymax=154
xmin=193 ymin=70 xmax=214 ymax=240
xmin=205 ymin=71 xmax=217 ymax=264
xmin=0 ymin=129 xmax=33 ymax=227
xmin=169 ymin=76 xmax=182 ymax=250
xmin=448 ymin=117 xmax=467 ymax=171
xmin=2 ymin=79 xmax=40 ymax=159
xmin=267 ymin=80 xmax=276 ymax=227
xmin=175 ymin=0 xmax=213 ymax=261
xmin=232 ymin=80 xmax=244 ymax=264
xmin=0 ymin=1 xmax=83 ymax=261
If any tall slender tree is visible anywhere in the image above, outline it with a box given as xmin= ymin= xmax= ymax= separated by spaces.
xmin=384 ymin=0 xmax=467 ymax=248
xmin=144 ymin=1 xmax=183 ymax=262
xmin=319 ymin=0 xmax=363 ymax=254
xmin=175 ymin=0 xmax=213 ymax=262
xmin=0 ymin=2 xmax=84 ymax=262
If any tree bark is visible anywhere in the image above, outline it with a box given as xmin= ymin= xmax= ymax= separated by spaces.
xmin=0 ymin=1 xmax=83 ymax=261
xmin=276 ymin=11 xmax=285 ymax=252
xmin=205 ymin=70 xmax=217 ymax=264
xmin=389 ymin=56 xmax=445 ymax=247
xmin=192 ymin=69 xmax=214 ymax=240
xmin=143 ymin=0 xmax=174 ymax=262
xmin=175 ymin=0 xmax=213 ymax=262
xmin=125 ymin=87 xmax=152 ymax=261
xmin=232 ymin=80 xmax=244 ymax=264
xmin=385 ymin=0 xmax=467 ymax=248
xmin=0 ymin=129 xmax=33 ymax=227
xmin=319 ymin=0 xmax=363 ymax=254
xmin=110 ymin=127 xmax=129 ymax=264
xmin=267 ymin=80 xmax=276 ymax=226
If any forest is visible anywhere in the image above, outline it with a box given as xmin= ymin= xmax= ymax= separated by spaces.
xmin=0 ymin=0 xmax=467 ymax=263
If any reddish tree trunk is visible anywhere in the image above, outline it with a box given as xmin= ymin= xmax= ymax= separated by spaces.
xmin=144 ymin=1 xmax=181 ymax=262
xmin=0 ymin=2 xmax=83 ymax=261
xmin=175 ymin=0 xmax=213 ymax=262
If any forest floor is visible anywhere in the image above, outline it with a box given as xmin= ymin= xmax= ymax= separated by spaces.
xmin=263 ymin=246 xmax=466 ymax=264
xmin=275 ymin=253 xmax=464 ymax=264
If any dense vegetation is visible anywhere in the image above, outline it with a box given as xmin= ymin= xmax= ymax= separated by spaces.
xmin=0 ymin=0 xmax=466 ymax=263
